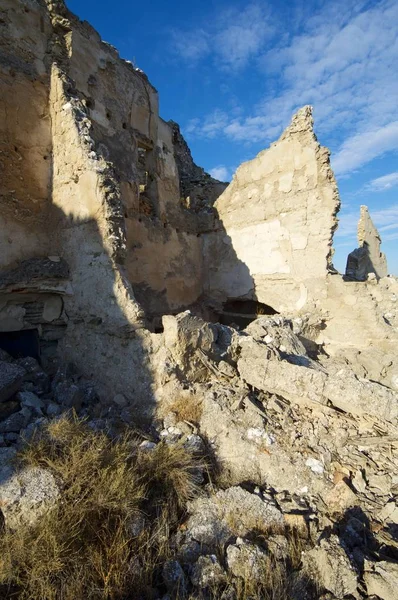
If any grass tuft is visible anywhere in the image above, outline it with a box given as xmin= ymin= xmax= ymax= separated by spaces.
xmin=0 ymin=415 xmax=203 ymax=600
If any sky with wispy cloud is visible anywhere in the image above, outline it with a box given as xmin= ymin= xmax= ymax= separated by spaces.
xmin=68 ymin=0 xmax=398 ymax=274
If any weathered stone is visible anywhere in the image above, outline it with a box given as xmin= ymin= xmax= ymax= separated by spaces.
xmin=226 ymin=539 xmax=268 ymax=581
xmin=162 ymin=559 xmax=186 ymax=597
xmin=0 ymin=399 xmax=20 ymax=421
xmin=0 ymin=408 xmax=31 ymax=433
xmin=0 ymin=361 xmax=26 ymax=403
xmin=186 ymin=487 xmax=283 ymax=548
xmin=238 ymin=336 xmax=398 ymax=421
xmin=190 ymin=555 xmax=226 ymax=588
xmin=324 ymin=481 xmax=358 ymax=514
xmin=346 ymin=206 xmax=388 ymax=281
xmin=364 ymin=560 xmax=398 ymax=600
xmin=53 ymin=381 xmax=83 ymax=410
xmin=46 ymin=402 xmax=62 ymax=417
xmin=0 ymin=465 xmax=60 ymax=530
xmin=303 ymin=535 xmax=358 ymax=599
xmin=17 ymin=391 xmax=45 ymax=413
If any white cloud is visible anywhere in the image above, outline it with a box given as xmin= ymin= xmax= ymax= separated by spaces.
xmin=181 ymin=0 xmax=398 ymax=174
xmin=365 ymin=171 xmax=398 ymax=192
xmin=171 ymin=3 xmax=273 ymax=70
xmin=333 ymin=123 xmax=398 ymax=175
xmin=171 ymin=29 xmax=210 ymax=61
xmin=209 ymin=165 xmax=229 ymax=181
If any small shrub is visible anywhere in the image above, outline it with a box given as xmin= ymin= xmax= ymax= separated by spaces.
xmin=164 ymin=393 xmax=203 ymax=426
xmin=0 ymin=415 xmax=203 ymax=600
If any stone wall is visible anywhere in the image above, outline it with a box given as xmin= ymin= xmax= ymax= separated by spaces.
xmin=0 ymin=0 xmax=53 ymax=269
xmin=203 ymin=106 xmax=340 ymax=314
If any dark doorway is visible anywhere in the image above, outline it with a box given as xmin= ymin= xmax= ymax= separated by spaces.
xmin=0 ymin=329 xmax=40 ymax=361
xmin=219 ymin=299 xmax=279 ymax=328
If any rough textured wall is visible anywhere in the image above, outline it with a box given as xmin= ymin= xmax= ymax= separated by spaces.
xmin=0 ymin=0 xmax=225 ymax=404
xmin=203 ymin=106 xmax=340 ymax=313
xmin=169 ymin=120 xmax=228 ymax=212
xmin=0 ymin=0 xmax=52 ymax=268
xmin=346 ymin=205 xmax=388 ymax=280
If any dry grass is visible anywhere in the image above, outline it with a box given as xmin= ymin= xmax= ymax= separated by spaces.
xmin=165 ymin=393 xmax=203 ymax=426
xmin=0 ymin=415 xmax=203 ymax=600
xmin=0 ymin=416 xmax=318 ymax=600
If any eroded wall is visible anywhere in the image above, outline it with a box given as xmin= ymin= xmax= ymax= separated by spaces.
xmin=203 ymin=107 xmax=340 ymax=313
xmin=0 ymin=0 xmax=52 ymax=268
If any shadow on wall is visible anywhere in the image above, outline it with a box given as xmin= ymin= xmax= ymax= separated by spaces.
xmin=46 ymin=198 xmax=158 ymax=423
xmin=204 ymin=209 xmax=279 ymax=328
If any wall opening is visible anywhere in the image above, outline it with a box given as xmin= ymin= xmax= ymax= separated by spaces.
xmin=0 ymin=329 xmax=40 ymax=361
xmin=218 ymin=299 xmax=279 ymax=329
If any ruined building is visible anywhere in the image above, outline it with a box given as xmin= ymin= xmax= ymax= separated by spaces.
xmin=0 ymin=0 xmax=397 ymax=408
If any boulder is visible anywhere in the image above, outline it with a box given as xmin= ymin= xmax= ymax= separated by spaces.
xmin=0 ymin=464 xmax=60 ymax=530
xmin=364 ymin=560 xmax=398 ymax=600
xmin=226 ymin=538 xmax=268 ymax=581
xmin=190 ymin=555 xmax=226 ymax=588
xmin=303 ymin=535 xmax=358 ymax=599
xmin=186 ymin=486 xmax=283 ymax=548
xmin=0 ymin=361 xmax=26 ymax=403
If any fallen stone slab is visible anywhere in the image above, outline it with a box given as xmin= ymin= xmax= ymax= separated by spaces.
xmin=303 ymin=535 xmax=358 ymax=599
xmin=0 ymin=361 xmax=26 ymax=403
xmin=364 ymin=560 xmax=398 ymax=600
xmin=238 ymin=338 xmax=398 ymax=422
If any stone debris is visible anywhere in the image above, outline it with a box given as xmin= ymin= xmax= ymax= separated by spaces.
xmin=303 ymin=535 xmax=359 ymax=599
xmin=0 ymin=1 xmax=398 ymax=598
xmin=346 ymin=205 xmax=388 ymax=281
xmin=0 ymin=465 xmax=60 ymax=530
xmin=0 ymin=361 xmax=26 ymax=403
xmin=226 ymin=539 xmax=268 ymax=581
xmin=364 ymin=560 xmax=398 ymax=600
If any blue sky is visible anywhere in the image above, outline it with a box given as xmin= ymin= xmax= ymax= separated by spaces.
xmin=67 ymin=0 xmax=398 ymax=274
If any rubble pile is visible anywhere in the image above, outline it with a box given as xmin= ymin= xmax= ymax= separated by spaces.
xmin=1 ymin=1 xmax=397 ymax=599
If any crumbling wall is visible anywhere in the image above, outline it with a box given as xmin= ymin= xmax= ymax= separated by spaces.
xmin=0 ymin=0 xmax=53 ymax=268
xmin=169 ymin=120 xmax=228 ymax=212
xmin=203 ymin=106 xmax=340 ymax=314
xmin=346 ymin=205 xmax=388 ymax=280
xmin=57 ymin=7 xmax=224 ymax=322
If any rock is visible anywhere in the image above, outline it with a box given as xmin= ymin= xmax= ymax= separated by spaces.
xmin=226 ymin=539 xmax=268 ymax=581
xmin=162 ymin=312 xmax=217 ymax=381
xmin=0 ymin=407 xmax=32 ymax=433
xmin=15 ymin=357 xmax=49 ymax=394
xmin=190 ymin=555 xmax=226 ymax=588
xmin=0 ymin=465 xmax=60 ymax=529
xmin=183 ymin=434 xmax=205 ymax=455
xmin=112 ymin=393 xmax=128 ymax=407
xmin=186 ymin=486 xmax=283 ymax=548
xmin=46 ymin=402 xmax=62 ymax=417
xmin=53 ymin=381 xmax=83 ymax=411
xmin=0 ymin=361 xmax=26 ymax=403
xmin=162 ymin=559 xmax=186 ymax=597
xmin=0 ymin=446 xmax=17 ymax=463
xmin=17 ymin=391 xmax=44 ymax=414
xmin=0 ymin=399 xmax=20 ymax=421
xmin=177 ymin=540 xmax=202 ymax=565
xmin=0 ymin=349 xmax=13 ymax=362
xmin=266 ymin=534 xmax=290 ymax=560
xmin=324 ymin=481 xmax=358 ymax=514
xmin=238 ymin=338 xmax=398 ymax=422
xmin=364 ymin=560 xmax=398 ymax=600
xmin=139 ymin=440 xmax=157 ymax=451
xmin=303 ymin=535 xmax=358 ymax=599
xmin=306 ymin=457 xmax=324 ymax=475
xmin=346 ymin=206 xmax=388 ymax=281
